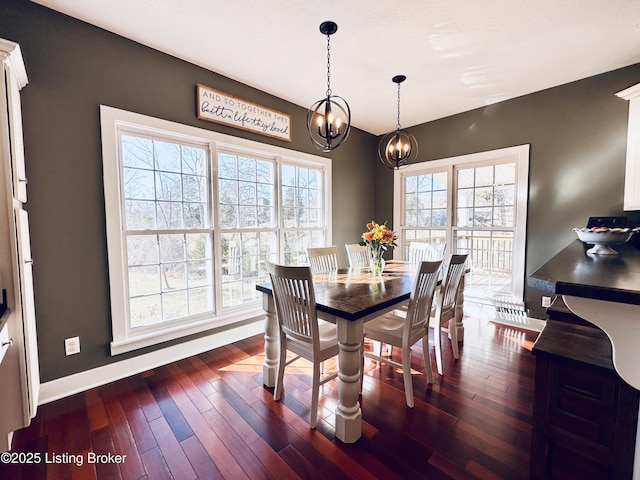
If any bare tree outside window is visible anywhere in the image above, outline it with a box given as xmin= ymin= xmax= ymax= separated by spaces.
xmin=121 ymin=134 xmax=212 ymax=327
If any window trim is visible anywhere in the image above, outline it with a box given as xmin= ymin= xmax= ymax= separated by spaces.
xmin=393 ymin=145 xmax=529 ymax=302
xmin=101 ymin=105 xmax=332 ymax=355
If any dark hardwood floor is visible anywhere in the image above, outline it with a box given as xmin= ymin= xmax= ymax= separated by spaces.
xmin=0 ymin=317 xmax=538 ymax=479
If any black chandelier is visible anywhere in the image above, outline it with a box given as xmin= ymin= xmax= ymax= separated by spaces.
xmin=378 ymin=75 xmax=418 ymax=169
xmin=306 ymin=21 xmax=351 ymax=152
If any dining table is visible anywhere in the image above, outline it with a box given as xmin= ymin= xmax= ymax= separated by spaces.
xmin=256 ymin=260 xmax=466 ymax=443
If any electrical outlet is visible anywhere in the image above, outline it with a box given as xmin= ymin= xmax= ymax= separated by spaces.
xmin=65 ymin=336 xmax=80 ymax=356
xmin=541 ymin=296 xmax=552 ymax=308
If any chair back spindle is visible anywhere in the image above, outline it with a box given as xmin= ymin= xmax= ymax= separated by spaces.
xmin=306 ymin=246 xmax=339 ymax=274
xmin=404 ymin=261 xmax=442 ymax=344
xmin=408 ymin=241 xmax=446 ymax=264
xmin=345 ymin=243 xmax=371 ymax=268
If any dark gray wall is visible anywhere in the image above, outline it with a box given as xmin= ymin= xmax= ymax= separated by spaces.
xmin=0 ymin=0 xmax=376 ymax=381
xmin=376 ymin=66 xmax=640 ymax=318
xmin=2 ymin=0 xmax=639 ymax=382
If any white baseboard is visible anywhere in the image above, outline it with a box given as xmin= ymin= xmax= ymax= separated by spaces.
xmin=38 ymin=319 xmax=264 ymax=405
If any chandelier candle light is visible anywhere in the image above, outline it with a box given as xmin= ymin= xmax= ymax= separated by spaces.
xmin=306 ymin=21 xmax=351 ymax=152
xmin=378 ymin=75 xmax=419 ymax=169
xmin=359 ymin=221 xmax=398 ymax=275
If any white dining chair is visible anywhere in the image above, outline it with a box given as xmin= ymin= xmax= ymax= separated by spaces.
xmin=306 ymin=246 xmax=339 ymax=274
xmin=345 ymin=243 xmax=371 ymax=268
xmin=407 ymin=241 xmax=446 ymax=264
xmin=363 ymin=260 xmax=442 ymax=407
xmin=266 ymin=261 xmax=339 ymax=428
xmin=430 ymin=253 xmax=468 ymax=375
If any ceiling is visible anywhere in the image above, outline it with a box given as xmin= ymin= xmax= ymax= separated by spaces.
xmin=32 ymin=0 xmax=640 ymax=135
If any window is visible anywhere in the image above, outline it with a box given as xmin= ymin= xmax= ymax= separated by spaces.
xmin=101 ymin=106 xmax=331 ymax=354
xmin=394 ymin=145 xmax=529 ymax=305
xmin=280 ymin=164 xmax=327 ymax=264
xmin=401 ymin=171 xmax=448 ymax=257
xmin=122 ymin=134 xmax=213 ymax=328
xmin=454 ymin=163 xmax=517 ymax=298
xmin=217 ymin=152 xmax=276 ymax=308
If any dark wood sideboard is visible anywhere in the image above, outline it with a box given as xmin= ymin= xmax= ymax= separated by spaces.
xmin=530 ymin=320 xmax=639 ymax=479
xmin=529 ymin=240 xmax=640 ymax=479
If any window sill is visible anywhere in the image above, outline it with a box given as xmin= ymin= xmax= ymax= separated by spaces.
xmin=110 ymin=305 xmax=265 ymax=355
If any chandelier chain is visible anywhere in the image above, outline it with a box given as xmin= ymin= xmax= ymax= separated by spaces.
xmin=396 ymin=82 xmax=402 ymax=130
xmin=326 ymin=33 xmax=332 ymax=97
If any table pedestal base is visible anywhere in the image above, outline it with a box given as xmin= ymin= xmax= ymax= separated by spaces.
xmin=334 ymin=317 xmax=364 ymax=443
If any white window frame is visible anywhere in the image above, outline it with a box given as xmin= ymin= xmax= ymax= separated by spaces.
xmin=393 ymin=145 xmax=529 ymax=302
xmin=101 ymin=106 xmax=331 ymax=354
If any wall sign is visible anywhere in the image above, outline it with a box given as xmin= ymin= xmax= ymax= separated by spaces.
xmin=197 ymin=84 xmax=291 ymax=142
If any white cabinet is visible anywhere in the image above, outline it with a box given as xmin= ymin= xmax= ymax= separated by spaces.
xmin=616 ymin=83 xmax=640 ymax=211
xmin=0 ymin=38 xmax=39 ymax=452
xmin=0 ymin=321 xmax=10 ymax=364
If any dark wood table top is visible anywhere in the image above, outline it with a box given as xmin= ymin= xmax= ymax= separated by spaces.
xmin=528 ymin=239 xmax=640 ymax=306
xmin=256 ymin=262 xmax=416 ymax=321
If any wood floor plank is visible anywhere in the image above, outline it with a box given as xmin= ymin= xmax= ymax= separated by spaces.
xmin=85 ymin=388 xmax=108 ymax=433
xmin=165 ymin=376 xmax=251 ymax=480
xmin=128 ymin=374 xmax=163 ymax=424
xmin=139 ymin=446 xmax=172 ymax=480
xmin=178 ymin=357 xmax=218 ymax=397
xmin=89 ymin=427 xmax=123 ymax=480
xmin=65 ymin=393 xmax=93 ymax=455
xmin=427 ymin=451 xmax=480 ymax=480
xmin=201 ymin=408 xmax=276 ymax=480
xmin=144 ymin=369 xmax=194 ymax=442
xmin=6 ymin=436 xmax=48 ymax=480
xmin=248 ymin=384 xmax=368 ymax=480
xmin=248 ymin=437 xmax=301 ymax=480
xmin=70 ymin=449 xmax=97 ymax=480
xmin=121 ymin=406 xmax=157 ymax=456
xmin=99 ymin=384 xmax=146 ymax=480
xmin=207 ymin=390 xmax=261 ymax=446
xmin=252 ymin=384 xmax=393 ymax=480
xmin=278 ymin=444 xmax=328 ymax=480
xmin=180 ymin=434 xmax=224 ymax=480
xmin=166 ymin=362 xmax=213 ymax=414
xmin=148 ymin=416 xmax=197 ymax=480
xmin=3 ymin=317 xmax=539 ymax=480
xmin=42 ymin=398 xmax=76 ymax=480
xmin=213 ymin=377 xmax=292 ymax=452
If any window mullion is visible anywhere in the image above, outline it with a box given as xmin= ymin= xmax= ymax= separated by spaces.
xmin=210 ymin=141 xmax=223 ymax=314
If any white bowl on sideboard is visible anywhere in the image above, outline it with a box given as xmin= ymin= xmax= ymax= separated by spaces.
xmin=573 ymin=227 xmax=639 ymax=255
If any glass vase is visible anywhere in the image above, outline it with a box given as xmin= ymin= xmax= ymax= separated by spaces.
xmin=370 ymin=248 xmax=386 ymax=276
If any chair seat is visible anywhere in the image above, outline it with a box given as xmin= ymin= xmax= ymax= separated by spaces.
xmin=289 ymin=320 xmax=339 ymax=358
xmin=318 ymin=320 xmax=339 ymax=351
xmin=363 ymin=310 xmax=407 ymax=345
xmin=365 ymin=309 xmax=428 ymax=351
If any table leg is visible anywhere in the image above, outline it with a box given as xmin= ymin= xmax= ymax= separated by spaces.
xmin=261 ymin=292 xmax=279 ymax=388
xmin=335 ymin=316 xmax=363 ymax=443
xmin=448 ymin=273 xmax=466 ymax=342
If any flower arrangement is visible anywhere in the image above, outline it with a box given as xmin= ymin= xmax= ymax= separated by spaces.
xmin=359 ymin=221 xmax=398 ymax=250
xmin=359 ymin=221 xmax=397 ymax=275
